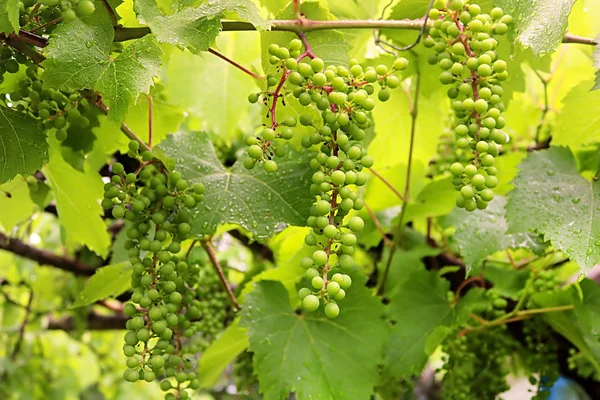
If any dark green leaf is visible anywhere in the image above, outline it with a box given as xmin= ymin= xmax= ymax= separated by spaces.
xmin=158 ymin=131 xmax=314 ymax=240
xmin=506 ymin=147 xmax=600 ymax=273
xmin=0 ymin=106 xmax=48 ymax=183
xmin=240 ymin=278 xmax=387 ymax=400
xmin=42 ymin=11 xmax=162 ymax=122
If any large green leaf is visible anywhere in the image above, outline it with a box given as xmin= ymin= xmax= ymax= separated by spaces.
xmin=506 ymin=147 xmax=600 ymax=272
xmin=71 ymin=263 xmax=131 ymax=308
xmin=0 ymin=175 xmax=37 ymax=232
xmin=240 ymin=278 xmax=387 ymax=400
xmin=532 ymin=279 xmax=600 ymax=372
xmin=0 ymin=0 xmax=19 ymax=34
xmin=0 ymin=106 xmax=48 ymax=183
xmin=497 ymin=0 xmax=576 ymax=56
xmin=197 ymin=319 xmax=249 ymax=388
xmin=158 ymin=131 xmax=314 ymax=240
xmin=383 ymin=269 xmax=454 ymax=377
xmin=135 ymin=0 xmax=269 ymax=54
xmin=403 ymin=177 xmax=457 ymax=222
xmin=451 ymin=196 xmax=546 ymax=273
xmin=42 ymin=11 xmax=162 ymax=122
xmin=44 ymin=140 xmax=111 ymax=257
xmin=553 ymin=80 xmax=600 ymax=147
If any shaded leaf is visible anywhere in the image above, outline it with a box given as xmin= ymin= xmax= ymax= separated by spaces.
xmin=0 ymin=175 xmax=37 ymax=232
xmin=383 ymin=269 xmax=454 ymax=377
xmin=0 ymin=106 xmax=48 ymax=183
xmin=240 ymin=278 xmax=387 ymax=400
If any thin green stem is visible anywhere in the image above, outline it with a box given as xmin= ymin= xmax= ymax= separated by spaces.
xmin=201 ymin=239 xmax=240 ymax=311
xmin=376 ymin=65 xmax=421 ymax=295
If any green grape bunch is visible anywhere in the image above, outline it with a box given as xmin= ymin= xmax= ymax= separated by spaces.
xmin=21 ymin=0 xmax=96 ymax=24
xmin=0 ymin=53 xmax=98 ymax=143
xmin=246 ymin=38 xmax=408 ymax=317
xmin=424 ymin=0 xmax=513 ymax=211
xmin=102 ymin=144 xmax=228 ymax=400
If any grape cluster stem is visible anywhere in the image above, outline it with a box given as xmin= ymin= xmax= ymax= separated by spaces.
xmin=201 ymin=239 xmax=241 ymax=311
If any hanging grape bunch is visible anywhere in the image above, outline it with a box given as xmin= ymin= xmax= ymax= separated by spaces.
xmin=102 ymin=146 xmax=228 ymax=400
xmin=245 ymin=38 xmax=408 ymax=317
xmin=424 ymin=0 xmax=512 ymax=211
xmin=21 ymin=0 xmax=96 ymax=23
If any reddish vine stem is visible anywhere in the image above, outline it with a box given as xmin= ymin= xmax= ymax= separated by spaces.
xmin=269 ymin=48 xmax=316 ymax=129
xmin=207 ymin=48 xmax=265 ymax=80
xmin=201 ymin=239 xmax=240 ymax=311
xmin=148 ymin=95 xmax=153 ymax=149
xmin=100 ymin=0 xmax=119 ymax=27
xmin=368 ymin=168 xmax=406 ymax=201
xmin=454 ymin=276 xmax=486 ymax=303
xmin=11 ymin=290 xmax=34 ymax=360
xmin=95 ymin=99 xmax=151 ymax=153
xmin=31 ymin=16 xmax=62 ymax=32
xmin=364 ymin=202 xmax=393 ymax=247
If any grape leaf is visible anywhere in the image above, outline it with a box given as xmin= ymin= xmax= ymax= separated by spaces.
xmin=450 ymin=196 xmax=546 ymax=273
xmin=0 ymin=0 xmax=19 ymax=34
xmin=135 ymin=0 xmax=269 ymax=54
xmin=403 ymin=177 xmax=457 ymax=222
xmin=197 ymin=319 xmax=249 ymax=388
xmin=553 ymin=80 xmax=600 ymax=147
xmin=42 ymin=11 xmax=162 ymax=122
xmin=71 ymin=263 xmax=131 ymax=308
xmin=0 ymin=175 xmax=37 ymax=232
xmin=0 ymin=106 xmax=48 ymax=184
xmin=240 ymin=278 xmax=387 ymax=400
xmin=506 ymin=147 xmax=600 ymax=273
xmin=383 ymin=269 xmax=454 ymax=377
xmin=532 ymin=279 xmax=600 ymax=372
xmin=158 ymin=131 xmax=314 ymax=240
xmin=44 ymin=140 xmax=111 ymax=257
xmin=497 ymin=0 xmax=576 ymax=56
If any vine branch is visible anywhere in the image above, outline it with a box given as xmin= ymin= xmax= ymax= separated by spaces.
xmin=10 ymin=290 xmax=33 ymax=360
xmin=201 ymin=239 xmax=241 ymax=311
xmin=207 ymin=48 xmax=265 ymax=80
xmin=376 ymin=63 xmax=421 ymax=295
xmin=112 ymin=21 xmax=598 ymax=46
xmin=0 ymin=232 xmax=95 ymax=276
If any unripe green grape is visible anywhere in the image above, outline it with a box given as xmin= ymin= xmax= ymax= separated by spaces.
xmin=339 ymin=254 xmax=354 ymax=270
xmin=439 ymin=71 xmax=454 ymax=85
xmin=323 ymin=225 xmax=337 ymax=238
xmin=324 ymin=302 xmax=340 ymax=318
xmin=312 ymin=250 xmax=328 ymax=266
xmin=450 ymin=162 xmax=464 ymax=176
xmin=305 ymin=268 xmax=320 ymax=280
xmin=311 ymin=57 xmax=325 ymax=72
xmin=288 ymin=71 xmax=303 ymax=85
xmin=485 ymin=175 xmax=498 ymax=188
xmin=460 ymin=185 xmax=475 ymax=199
xmin=248 ymin=93 xmax=259 ymax=103
xmin=334 ymin=289 xmax=346 ymax=300
xmin=303 ymin=295 xmax=320 ymax=312
xmin=298 ymin=287 xmax=312 ymax=299
xmin=76 ymin=0 xmax=96 ymax=16
xmin=476 ymin=141 xmax=489 ymax=153
xmin=481 ymin=154 xmax=495 ymax=167
xmin=472 ymin=174 xmax=486 ymax=190
xmin=478 ymin=64 xmax=493 ymax=77
xmin=348 ymin=216 xmax=364 ymax=232
xmin=311 ymin=276 xmax=324 ymax=289
xmin=378 ymin=88 xmax=390 ymax=102
xmin=464 ymin=199 xmax=477 ymax=211
xmin=300 ymin=257 xmax=314 ymax=269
